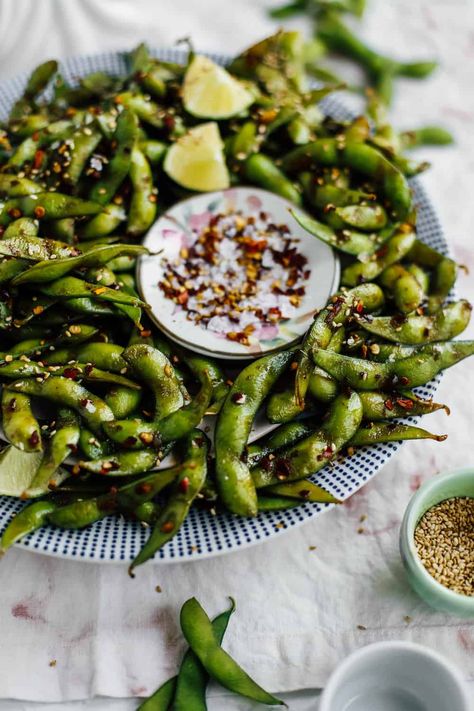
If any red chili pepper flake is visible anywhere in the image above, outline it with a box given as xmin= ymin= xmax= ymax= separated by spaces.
xmin=140 ymin=329 xmax=152 ymax=338
xmin=8 ymin=208 xmax=22 ymax=219
xmin=124 ymin=436 xmax=138 ymax=447
xmin=396 ymin=398 xmax=414 ymax=409
xmin=29 ymin=431 xmax=40 ymax=447
xmin=384 ymin=399 xmax=394 ymax=411
xmin=231 ymin=392 xmax=246 ymax=405
xmin=298 ymin=489 xmax=310 ymax=498
xmin=67 ymin=443 xmax=78 ymax=454
xmin=158 ymin=210 xmax=310 ymax=344
xmin=34 ymin=205 xmax=46 ymax=219
xmin=275 ymin=457 xmax=291 ymax=480
xmin=135 ymin=482 xmax=153 ymax=495
xmin=79 ymin=398 xmax=90 ymax=408
xmin=160 ymin=521 xmax=175 ymax=533
xmin=178 ymin=477 xmax=190 ymax=493
xmin=33 ymin=149 xmax=46 ymax=170
xmin=63 ymin=367 xmax=80 ymax=380
xmin=400 ymin=376 xmax=410 ymax=386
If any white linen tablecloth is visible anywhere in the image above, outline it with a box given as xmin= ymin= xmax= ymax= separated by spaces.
xmin=0 ymin=1 xmax=473 ymax=708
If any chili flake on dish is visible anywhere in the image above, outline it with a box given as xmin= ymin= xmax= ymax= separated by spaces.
xmin=158 ymin=210 xmax=310 ymax=345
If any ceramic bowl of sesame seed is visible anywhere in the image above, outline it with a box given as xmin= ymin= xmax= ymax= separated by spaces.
xmin=400 ymin=468 xmax=474 ymax=617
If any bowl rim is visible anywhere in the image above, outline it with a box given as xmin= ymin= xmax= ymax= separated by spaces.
xmin=319 ymin=640 xmax=470 ymax=711
xmin=400 ymin=467 xmax=474 ymax=609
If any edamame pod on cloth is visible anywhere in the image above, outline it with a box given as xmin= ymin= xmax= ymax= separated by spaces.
xmin=253 ymin=390 xmax=363 ymax=488
xmin=215 ymin=349 xmax=294 ymax=517
xmin=179 ymin=597 xmax=284 ymax=706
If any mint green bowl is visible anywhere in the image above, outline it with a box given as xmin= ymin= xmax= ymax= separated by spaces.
xmin=400 ymin=467 xmax=474 ymax=618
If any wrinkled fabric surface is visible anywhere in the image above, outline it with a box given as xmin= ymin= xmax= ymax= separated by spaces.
xmin=0 ymin=0 xmax=473 ymax=709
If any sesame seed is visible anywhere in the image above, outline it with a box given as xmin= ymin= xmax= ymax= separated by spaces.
xmin=414 ymin=497 xmax=474 ymax=597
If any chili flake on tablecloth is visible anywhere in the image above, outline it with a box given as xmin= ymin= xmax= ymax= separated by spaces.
xmin=158 ymin=210 xmax=310 ymax=345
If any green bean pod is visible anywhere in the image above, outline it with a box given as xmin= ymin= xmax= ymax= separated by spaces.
xmin=77 ymin=203 xmax=126 ymax=240
xmin=358 ymin=390 xmax=448 ymax=419
xmin=290 ymin=208 xmax=381 ymax=256
xmin=378 ymin=264 xmax=425 ymax=313
xmin=104 ymin=386 xmax=142 ymax=419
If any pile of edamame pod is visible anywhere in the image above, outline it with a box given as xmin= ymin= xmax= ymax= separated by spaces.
xmin=0 ymin=30 xmax=471 ymax=574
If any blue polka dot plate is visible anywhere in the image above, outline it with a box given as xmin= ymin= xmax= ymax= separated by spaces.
xmin=0 ymin=48 xmax=448 ymax=563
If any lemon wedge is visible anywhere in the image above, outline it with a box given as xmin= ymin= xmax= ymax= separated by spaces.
xmin=183 ymin=55 xmax=255 ymax=119
xmin=0 ymin=445 xmax=43 ymax=497
xmin=164 ymin=122 xmax=230 ymax=192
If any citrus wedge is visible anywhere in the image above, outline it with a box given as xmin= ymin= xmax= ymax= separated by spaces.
xmin=164 ymin=122 xmax=230 ymax=192
xmin=0 ymin=445 xmax=43 ymax=497
xmin=183 ymin=54 xmax=255 ymax=119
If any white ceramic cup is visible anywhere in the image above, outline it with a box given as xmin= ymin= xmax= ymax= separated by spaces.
xmin=319 ymin=641 xmax=471 ymax=711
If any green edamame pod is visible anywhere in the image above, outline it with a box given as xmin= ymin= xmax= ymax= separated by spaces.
xmin=350 ymin=422 xmax=447 ymax=446
xmin=89 ymin=109 xmax=138 ymax=205
xmin=78 ymin=429 xmax=113 ymax=460
xmin=46 ymin=342 xmax=126 ymax=373
xmin=103 ymin=355 xmax=213 ymax=448
xmin=122 ymin=344 xmax=184 ymax=419
xmin=0 ymin=233 xmax=79 ymax=262
xmin=127 ymin=145 xmax=157 ymax=237
xmin=358 ymin=300 xmax=471 ymax=343
xmin=23 ymin=409 xmax=79 ymax=498
xmin=8 ymin=377 xmax=114 ymax=434
xmin=282 ymin=138 xmax=412 ymax=220
xmin=290 ymin=208 xmax=381 ymax=256
xmin=66 ymin=126 xmax=102 ymax=184
xmin=215 ymin=349 xmax=294 ymax=516
xmin=80 ymin=449 xmax=161 ymax=477
xmin=342 ymin=227 xmax=416 ymax=286
xmin=244 ymin=153 xmax=301 ymax=205
xmin=38 ymin=275 xmax=147 ymax=309
xmin=379 ymin=264 xmax=425 ymax=313
xmin=313 ymin=340 xmax=474 ymax=390
xmin=253 ymin=390 xmax=362 ymax=488
xmin=179 ymin=597 xmax=284 ymax=706
xmin=335 ymin=203 xmax=388 ymax=231
xmin=173 ymin=598 xmax=236 ymax=711
xmin=358 ymin=390 xmax=448 ymax=420
xmin=265 ymin=479 xmax=339 ymax=503
xmin=0 ymin=175 xmax=43 ymax=197
xmin=49 ymin=464 xmax=180 ymax=528
xmin=104 ymin=386 xmax=142 ymax=419
xmin=77 ymin=203 xmax=126 ymax=240
xmin=0 ymin=500 xmax=57 ymax=554
xmin=137 ymin=677 xmax=177 ymax=711
xmin=129 ymin=431 xmax=209 ymax=572
xmin=0 ymin=193 xmax=101 ymax=226
xmin=1 ymin=390 xmax=42 ymax=452
xmin=400 ymin=126 xmax=454 ymax=150
xmin=257 ymin=495 xmax=301 ymax=511
xmin=12 ymin=244 xmax=147 ymax=284
xmin=247 ymin=421 xmax=315 ymax=466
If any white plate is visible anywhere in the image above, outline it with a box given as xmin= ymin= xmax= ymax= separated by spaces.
xmin=137 ymin=187 xmax=340 ymax=360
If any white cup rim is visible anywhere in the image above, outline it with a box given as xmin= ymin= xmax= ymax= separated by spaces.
xmin=319 ymin=640 xmax=471 ymax=711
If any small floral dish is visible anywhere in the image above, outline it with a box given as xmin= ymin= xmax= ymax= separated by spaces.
xmin=137 ymin=187 xmax=340 ymax=360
